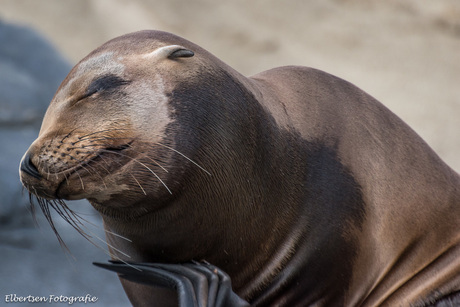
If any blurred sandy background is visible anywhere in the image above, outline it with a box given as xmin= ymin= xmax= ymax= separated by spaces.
xmin=0 ymin=0 xmax=459 ymax=306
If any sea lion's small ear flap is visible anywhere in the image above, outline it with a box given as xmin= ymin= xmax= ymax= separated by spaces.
xmin=143 ymin=45 xmax=194 ymax=60
xmin=168 ymin=48 xmax=194 ymax=59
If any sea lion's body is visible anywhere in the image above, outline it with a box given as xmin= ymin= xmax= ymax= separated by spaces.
xmin=20 ymin=31 xmax=460 ymax=306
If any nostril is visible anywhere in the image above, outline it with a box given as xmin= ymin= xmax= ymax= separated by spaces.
xmin=20 ymin=153 xmax=42 ymax=179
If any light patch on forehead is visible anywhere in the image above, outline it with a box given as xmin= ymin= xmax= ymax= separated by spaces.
xmin=76 ymin=52 xmax=125 ymax=77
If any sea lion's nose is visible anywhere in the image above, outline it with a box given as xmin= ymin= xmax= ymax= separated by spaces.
xmin=20 ymin=152 xmax=42 ymax=179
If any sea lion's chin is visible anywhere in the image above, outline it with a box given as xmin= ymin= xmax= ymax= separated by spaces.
xmin=21 ymin=177 xmax=60 ymax=200
xmin=55 ymin=183 xmax=92 ymax=201
xmin=55 ymin=169 xmax=132 ymax=203
xmin=21 ymin=164 xmax=130 ymax=203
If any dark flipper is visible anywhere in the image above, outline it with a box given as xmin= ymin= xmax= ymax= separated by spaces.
xmin=93 ymin=261 xmax=250 ymax=307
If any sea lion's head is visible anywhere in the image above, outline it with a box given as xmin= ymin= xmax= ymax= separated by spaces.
xmin=19 ymin=31 xmax=217 ymax=220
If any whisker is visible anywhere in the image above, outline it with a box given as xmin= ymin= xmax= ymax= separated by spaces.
xmin=37 ymin=157 xmax=43 ymax=174
xmin=69 ymin=141 xmax=170 ymax=175
xmin=125 ymin=143 xmax=169 ymax=173
xmin=104 ymin=230 xmax=133 ymax=243
xmin=65 ymin=148 xmax=102 ymax=154
xmin=69 ymin=215 xmax=140 ymax=272
xmin=74 ymin=170 xmax=85 ymax=190
xmin=62 ymin=170 xmax=70 ymax=186
xmin=122 ymin=146 xmax=169 ymax=174
xmin=131 ymin=175 xmax=147 ymax=195
xmin=96 ymin=153 xmax=116 ymax=172
xmin=79 ymin=162 xmax=108 ymax=189
xmin=69 ymin=135 xmax=171 ymax=175
xmin=99 ymin=149 xmax=172 ymax=195
xmin=92 ymin=157 xmax=112 ymax=175
xmin=49 ymin=130 xmax=59 ymax=146
xmin=110 ymin=258 xmax=143 ymax=272
xmin=29 ymin=188 xmax=40 ymax=226
xmin=82 ymin=219 xmax=133 ymax=243
xmin=91 ymin=232 xmax=132 ymax=259
xmin=54 ymin=151 xmax=110 ymax=190
xmin=32 ymin=196 xmax=140 ymax=270
xmin=68 ymin=220 xmax=131 ymax=260
xmin=42 ymin=199 xmax=134 ymax=260
xmin=97 ymin=154 xmax=147 ymax=196
xmin=83 ymin=140 xmax=170 ymax=174
xmin=51 ymin=200 xmax=88 ymax=233
xmin=96 ymin=141 xmax=169 ymax=174
xmin=34 ymin=197 xmax=72 ymax=254
xmin=65 ymin=135 xmax=174 ymax=181
xmin=26 ymin=130 xmax=142 ymax=264
xmin=156 ymin=142 xmax=211 ymax=176
xmin=66 ymin=136 xmax=211 ymax=195
xmin=41 ymin=199 xmax=111 ymax=259
xmin=46 ymin=164 xmax=51 ymax=181
xmin=60 ymin=128 xmax=78 ymax=143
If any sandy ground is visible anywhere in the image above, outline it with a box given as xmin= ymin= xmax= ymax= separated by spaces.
xmin=0 ymin=0 xmax=459 ymax=306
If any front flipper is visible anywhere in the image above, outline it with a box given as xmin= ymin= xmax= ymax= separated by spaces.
xmin=93 ymin=261 xmax=250 ymax=307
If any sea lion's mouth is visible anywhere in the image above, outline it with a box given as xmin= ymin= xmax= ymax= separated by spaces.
xmin=55 ymin=142 xmax=133 ymax=199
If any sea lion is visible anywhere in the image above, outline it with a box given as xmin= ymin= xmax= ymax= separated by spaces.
xmin=20 ymin=30 xmax=460 ymax=306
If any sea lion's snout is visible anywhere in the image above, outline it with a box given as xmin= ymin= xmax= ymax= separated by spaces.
xmin=19 ymin=146 xmax=59 ymax=200
xmin=20 ymin=152 xmax=42 ymax=180
xmin=19 ymin=129 xmax=136 ymax=202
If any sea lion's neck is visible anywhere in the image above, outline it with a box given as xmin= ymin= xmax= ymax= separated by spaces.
xmin=100 ymin=104 xmax=303 ymax=291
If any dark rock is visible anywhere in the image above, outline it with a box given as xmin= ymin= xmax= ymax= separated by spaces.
xmin=0 ymin=20 xmax=71 ymax=222
xmin=0 ymin=20 xmax=71 ymax=126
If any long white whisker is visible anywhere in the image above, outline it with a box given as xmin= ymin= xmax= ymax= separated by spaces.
xmin=100 ymin=149 xmax=172 ymax=195
xmin=131 ymin=175 xmax=147 ymax=195
xmin=88 ymin=231 xmax=132 ymax=259
xmin=134 ymin=159 xmax=172 ymax=194
xmin=97 ymin=154 xmax=148 ymax=196
xmin=75 ymin=170 xmax=85 ymax=190
xmin=80 ymin=163 xmax=108 ymax=189
xmin=83 ymin=141 xmax=169 ymax=174
xmin=104 ymin=230 xmax=133 ymax=243
xmin=78 ymin=224 xmax=140 ymax=271
xmin=76 ymin=228 xmax=140 ymax=271
xmin=131 ymin=148 xmax=169 ymax=173
xmin=46 ymin=164 xmax=51 ymax=181
xmin=63 ymin=170 xmax=70 ymax=186
xmin=156 ymin=142 xmax=211 ymax=176
xmin=111 ymin=259 xmax=142 ymax=272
